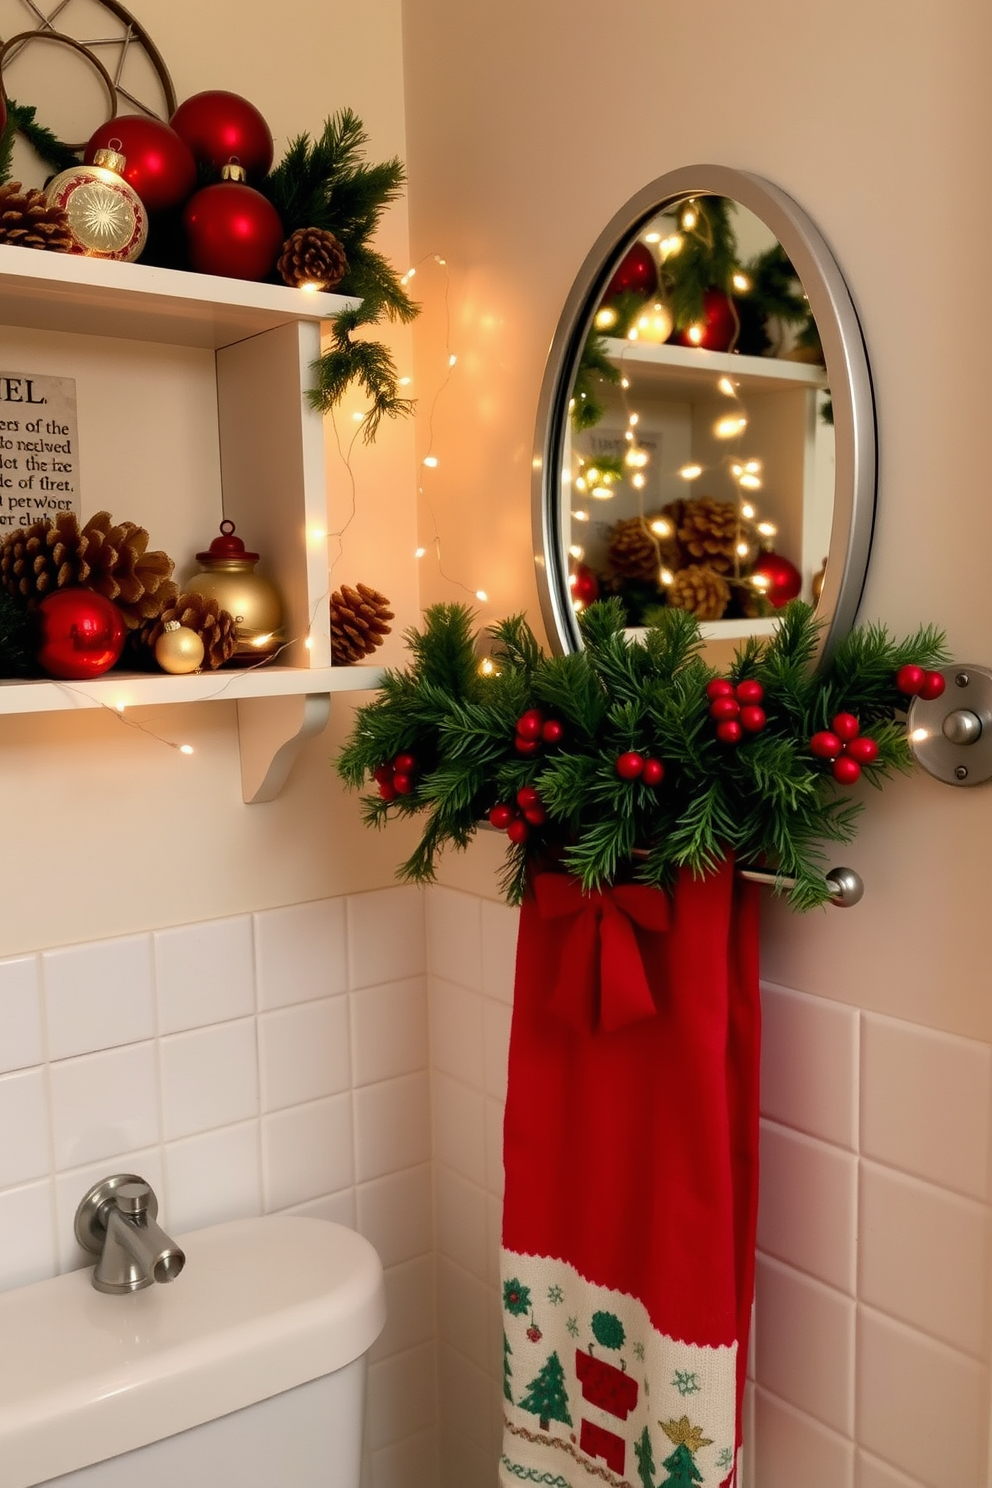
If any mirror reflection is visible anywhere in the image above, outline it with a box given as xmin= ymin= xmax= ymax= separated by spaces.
xmin=562 ymin=194 xmax=834 ymax=638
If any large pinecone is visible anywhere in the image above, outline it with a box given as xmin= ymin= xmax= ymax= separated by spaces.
xmin=668 ymin=565 xmax=731 ymax=621
xmin=277 ymin=228 xmax=349 ymax=291
xmin=0 ymin=510 xmax=177 ymax=628
xmin=330 ymin=583 xmax=393 ymax=664
xmin=605 ymin=514 xmax=681 ymax=584
xmin=129 ymin=592 xmax=238 ymax=670
xmin=0 ymin=182 xmax=72 ymax=252
xmin=665 ymin=496 xmax=753 ymax=575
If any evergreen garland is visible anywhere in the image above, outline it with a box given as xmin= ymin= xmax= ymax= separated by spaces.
xmin=662 ymin=196 xmax=738 ymax=331
xmin=338 ymin=600 xmax=948 ymax=911
xmin=0 ymin=100 xmax=81 ymax=185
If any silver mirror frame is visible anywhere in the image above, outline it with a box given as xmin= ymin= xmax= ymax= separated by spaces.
xmin=532 ymin=164 xmax=876 ymax=662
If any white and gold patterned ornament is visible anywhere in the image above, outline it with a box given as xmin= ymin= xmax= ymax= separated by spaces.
xmin=155 ymin=620 xmax=204 ymax=675
xmin=44 ymin=145 xmax=147 ymax=262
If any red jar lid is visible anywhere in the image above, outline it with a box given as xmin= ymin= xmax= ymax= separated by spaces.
xmin=196 ymin=519 xmax=259 ymax=564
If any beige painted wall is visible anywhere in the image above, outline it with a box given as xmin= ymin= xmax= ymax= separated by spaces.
xmin=0 ymin=0 xmax=419 ymax=954
xmin=402 ymin=0 xmax=992 ymax=1043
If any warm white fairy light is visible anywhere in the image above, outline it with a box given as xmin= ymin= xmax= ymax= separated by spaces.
xmin=351 ymin=411 xmax=364 ymax=422
xmin=757 ymin=521 xmax=777 ymax=538
xmin=744 ymin=459 xmax=761 ymax=474
xmin=304 ymin=635 xmax=313 ymax=650
xmin=659 ymin=235 xmax=682 ymax=259
xmin=423 ymin=455 xmax=439 ymax=468
xmin=752 ymin=572 xmax=772 ymax=592
xmin=448 ymin=355 xmax=457 ymax=367
xmin=179 ymin=744 xmax=195 ymax=755
xmin=568 ymin=544 xmax=584 ymax=559
xmin=625 ymin=450 xmax=648 ymax=469
xmin=591 ymin=484 xmax=614 ymax=500
xmin=715 ymin=414 xmax=747 ymax=439
xmin=415 ymin=546 xmax=427 ymax=558
xmin=595 ymin=307 xmax=618 ymax=330
xmin=680 ymin=204 xmax=698 ymax=231
xmin=660 ymin=567 xmax=674 ymax=586
xmin=575 ymin=475 xmax=588 ymax=492
xmin=479 ymin=657 xmax=497 ymax=676
xmin=631 ymin=473 xmax=646 ymax=489
xmin=399 ymin=376 xmax=412 ymax=387
xmin=741 ymin=503 xmax=756 ymax=520
xmin=628 ymin=413 xmax=639 ymax=427
xmin=620 ymin=377 xmax=630 ymax=389
xmin=718 ymin=377 xmax=738 ymax=397
xmin=736 ymin=541 xmax=750 ymax=557
xmin=732 ymin=272 xmax=751 ymax=293
xmin=650 ymin=518 xmax=673 ymax=538
xmin=679 ymin=463 xmax=703 ymax=481
xmin=643 ymin=231 xmax=661 ymax=243
xmin=739 ymin=472 xmax=762 ymax=490
xmin=573 ymin=509 xmax=589 ymax=522
xmin=475 ymin=589 xmax=488 ymax=602
xmin=686 ymin=324 xmax=705 ymax=346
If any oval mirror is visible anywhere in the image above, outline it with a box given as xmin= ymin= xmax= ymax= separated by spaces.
xmin=533 ymin=165 xmax=875 ymax=667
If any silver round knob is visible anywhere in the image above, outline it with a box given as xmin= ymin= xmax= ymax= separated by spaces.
xmin=942 ymin=708 xmax=983 ymax=746
xmin=826 ymin=867 xmax=864 ymax=908
xmin=115 ymin=1181 xmax=151 ymax=1215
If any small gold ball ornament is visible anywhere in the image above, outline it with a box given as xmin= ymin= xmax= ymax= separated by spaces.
xmin=632 ymin=301 xmax=674 ymax=344
xmin=155 ymin=620 xmax=204 ymax=674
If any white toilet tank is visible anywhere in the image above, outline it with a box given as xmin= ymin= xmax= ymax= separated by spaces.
xmin=0 ymin=1215 xmax=386 ymax=1488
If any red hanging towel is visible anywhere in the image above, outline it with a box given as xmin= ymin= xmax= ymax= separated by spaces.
xmin=499 ymin=857 xmax=761 ymax=1488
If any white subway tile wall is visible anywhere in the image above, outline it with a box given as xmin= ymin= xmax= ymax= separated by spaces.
xmin=3 ymin=887 xmax=992 ymax=1488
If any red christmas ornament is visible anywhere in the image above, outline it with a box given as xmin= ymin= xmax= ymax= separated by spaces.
xmin=85 ymin=117 xmax=197 ymax=214
xmin=919 ymin=671 xmax=946 ymax=700
xmin=895 ymin=664 xmax=926 ymax=695
xmin=709 ymin=696 xmax=740 ymax=722
xmin=394 ymin=752 xmax=417 ymax=773
xmin=832 ymin=712 xmax=860 ymax=742
xmin=507 ymin=818 xmax=530 ymax=845
xmin=642 ymin=758 xmax=665 ymax=785
xmin=846 ymin=735 xmax=879 ymax=765
xmin=515 ymin=708 xmax=544 ymax=741
xmin=671 ymin=288 xmax=738 ymax=352
xmin=810 ymin=730 xmax=843 ymax=759
xmin=706 ymin=678 xmax=734 ymax=700
xmin=378 ymin=780 xmax=396 ymax=801
xmin=36 ymin=590 xmax=126 ymax=680
xmin=739 ymin=705 xmax=767 ymax=733
xmin=716 ymin=719 xmax=743 ymax=744
xmin=523 ymin=805 xmax=547 ymax=826
xmin=392 ymin=773 xmax=413 ymax=795
xmin=170 ymin=90 xmax=274 ymax=179
xmin=616 ymin=751 xmax=645 ymax=780
xmin=735 ymin=679 xmax=764 ymax=705
xmin=541 ymin=718 xmax=564 ymax=745
xmin=603 ymin=241 xmax=658 ymax=302
xmin=489 ymin=803 xmax=514 ymax=830
xmin=183 ymin=168 xmax=284 ymax=281
xmin=832 ymin=756 xmax=862 ymax=785
xmin=569 ymin=561 xmax=600 ymax=608
xmin=752 ymin=551 xmax=803 ymax=609
xmin=515 ymin=738 xmax=540 ymax=757
xmin=517 ymin=785 xmax=541 ymax=811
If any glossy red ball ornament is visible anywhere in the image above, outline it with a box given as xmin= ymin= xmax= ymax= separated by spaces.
xmin=517 ymin=785 xmax=541 ymax=811
xmin=895 ymin=664 xmax=925 ymax=695
xmin=706 ymin=678 xmax=734 ymax=700
xmin=832 ymin=756 xmax=862 ymax=785
xmin=752 ymin=551 xmax=803 ymax=609
xmin=37 ymin=589 xmax=126 ymax=680
xmin=394 ymin=752 xmax=417 ymax=773
xmin=735 ymin=679 xmax=765 ymax=705
xmin=378 ymin=780 xmax=396 ymax=801
xmin=716 ymin=720 xmax=743 ymax=744
xmin=183 ymin=179 xmax=284 ymax=281
xmin=507 ymin=818 xmax=530 ymax=845
xmin=373 ymin=764 xmax=393 ymax=785
xmin=810 ymin=730 xmax=843 ymax=759
xmin=515 ymin=738 xmax=540 ymax=757
xmin=603 ymin=241 xmax=658 ymax=302
xmin=671 ymin=288 xmax=738 ymax=352
xmin=489 ymin=803 xmax=514 ymax=830
xmin=709 ymin=696 xmax=740 ymax=722
xmin=832 ymin=712 xmax=860 ymax=742
xmin=919 ymin=670 xmax=946 ymax=700
xmin=541 ymin=718 xmax=564 ymax=745
xmin=523 ymin=805 xmax=547 ymax=826
xmin=85 ymin=116 xmax=197 ymax=214
xmin=845 ymin=735 xmax=879 ymax=765
xmin=642 ymin=758 xmax=665 ymax=785
xmin=515 ymin=708 xmax=544 ymax=740
xmin=616 ymin=751 xmax=645 ymax=780
xmin=392 ymin=773 xmax=412 ymax=795
xmin=570 ymin=561 xmax=600 ymax=608
xmin=740 ymin=705 xmax=767 ymax=733
xmin=170 ymin=90 xmax=274 ymax=179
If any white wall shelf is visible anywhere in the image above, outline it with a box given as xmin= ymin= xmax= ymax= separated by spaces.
xmin=0 ymin=246 xmax=373 ymax=802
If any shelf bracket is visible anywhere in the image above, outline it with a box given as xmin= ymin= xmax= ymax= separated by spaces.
xmin=237 ymin=693 xmax=332 ymax=804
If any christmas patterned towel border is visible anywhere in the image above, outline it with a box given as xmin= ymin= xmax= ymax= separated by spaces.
xmin=500 ymin=859 xmax=761 ymax=1488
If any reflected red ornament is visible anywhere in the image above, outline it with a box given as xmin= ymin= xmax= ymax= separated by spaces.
xmin=171 ymin=90 xmax=274 ymax=179
xmin=85 ymin=116 xmax=196 ymax=214
xmin=37 ymin=590 xmax=126 ymax=680
xmin=183 ymin=178 xmax=284 ymax=281
xmin=752 ymin=551 xmax=802 ymax=609
xmin=671 ymin=288 xmax=738 ymax=352
xmin=603 ymin=241 xmax=658 ymax=301
xmin=570 ymin=561 xmax=599 ymax=608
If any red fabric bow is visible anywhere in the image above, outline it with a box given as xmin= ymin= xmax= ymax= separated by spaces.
xmin=532 ymin=872 xmax=671 ymax=1033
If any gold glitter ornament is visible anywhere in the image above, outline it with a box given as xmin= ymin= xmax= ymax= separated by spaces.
xmin=154 ymin=620 xmax=204 ymax=674
xmin=44 ymin=145 xmax=148 ymax=262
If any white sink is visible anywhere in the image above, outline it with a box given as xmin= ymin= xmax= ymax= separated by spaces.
xmin=0 ymin=1215 xmax=386 ymax=1488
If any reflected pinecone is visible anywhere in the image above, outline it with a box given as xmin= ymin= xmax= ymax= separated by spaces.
xmin=668 ymin=565 xmax=731 ymax=621
xmin=606 ymin=515 xmax=681 ymax=585
xmin=0 ymin=182 xmax=72 ymax=252
xmin=278 ymin=228 xmax=348 ymax=290
xmin=330 ymin=583 xmax=393 ymax=664
xmin=666 ymin=496 xmax=752 ymax=575
xmin=128 ymin=592 xmax=238 ymax=670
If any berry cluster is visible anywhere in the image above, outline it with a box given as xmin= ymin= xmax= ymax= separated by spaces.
xmin=373 ymin=751 xmax=417 ymax=801
xmin=895 ymin=664 xmax=945 ymax=701
xmin=489 ymin=785 xmax=546 ymax=844
xmin=809 ymin=714 xmax=879 ymax=784
xmin=614 ymin=751 xmax=665 ymax=784
xmin=706 ymin=677 xmax=767 ymax=744
xmin=514 ymin=708 xmax=563 ymax=756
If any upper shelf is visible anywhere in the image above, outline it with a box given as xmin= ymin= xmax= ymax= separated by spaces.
xmin=601 ymin=337 xmax=830 ymax=400
xmin=0 ymin=664 xmax=385 ymax=716
xmin=0 ymin=244 xmax=359 ymax=350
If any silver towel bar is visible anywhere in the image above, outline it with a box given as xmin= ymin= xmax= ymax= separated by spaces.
xmin=737 ymin=865 xmax=864 ymax=908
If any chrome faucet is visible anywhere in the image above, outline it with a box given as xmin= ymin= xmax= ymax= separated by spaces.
xmin=74 ymin=1173 xmax=186 ymax=1294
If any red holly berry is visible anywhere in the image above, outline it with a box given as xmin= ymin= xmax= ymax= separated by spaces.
xmin=515 ymin=738 xmax=541 ymax=756
xmin=392 ymin=772 xmax=413 ymax=795
xmin=526 ymin=1325 xmax=543 ymax=1343
xmin=845 ymin=735 xmax=879 ymax=764
xmin=515 ymin=709 xmax=544 ymax=740
xmin=516 ymin=785 xmax=541 ymax=811
xmin=373 ymin=764 xmax=394 ymax=785
xmin=740 ymin=705 xmax=767 ymax=733
xmin=378 ymin=780 xmax=397 ymax=801
xmin=735 ymin=679 xmax=765 ymax=705
xmin=393 ymin=752 xmax=417 ymax=773
xmin=896 ymin=664 xmax=926 ymax=695
xmin=919 ymin=670 xmax=946 ymax=701
xmin=507 ymin=818 xmax=530 ymax=845
xmin=489 ymin=803 xmax=514 ymax=830
xmin=832 ymin=712 xmax=860 ymax=742
xmin=523 ymin=806 xmax=547 ymax=826
xmin=706 ymin=677 xmax=734 ymax=700
xmin=642 ymin=758 xmax=665 ymax=785
xmin=832 ymin=756 xmax=862 ymax=785
xmin=541 ymin=718 xmax=564 ymax=744
xmin=716 ymin=720 xmax=743 ymax=744
xmin=709 ymin=696 xmax=741 ymax=722
xmin=616 ymin=751 xmax=645 ymax=780
xmin=810 ymin=730 xmax=843 ymax=759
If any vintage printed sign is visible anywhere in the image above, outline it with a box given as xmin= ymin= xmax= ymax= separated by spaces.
xmin=0 ymin=373 xmax=80 ymax=529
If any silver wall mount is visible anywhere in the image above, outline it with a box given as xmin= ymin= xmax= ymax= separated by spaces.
xmin=907 ymin=664 xmax=992 ymax=786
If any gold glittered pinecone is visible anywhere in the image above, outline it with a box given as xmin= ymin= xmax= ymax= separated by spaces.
xmin=277 ymin=227 xmax=349 ymax=291
xmin=0 ymin=511 xmax=177 ymax=628
xmin=0 ymin=181 xmax=72 ymax=252
xmin=668 ymin=496 xmax=751 ymax=575
xmin=130 ymin=592 xmax=238 ymax=670
xmin=667 ymin=564 xmax=731 ymax=621
xmin=330 ymin=583 xmax=394 ymax=665
xmin=605 ymin=514 xmax=681 ymax=585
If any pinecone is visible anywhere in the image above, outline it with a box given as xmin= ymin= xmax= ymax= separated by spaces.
xmin=667 ymin=496 xmax=751 ymax=575
xmin=0 ymin=511 xmax=177 ymax=628
xmin=128 ymin=592 xmax=238 ymax=671
xmin=0 ymin=182 xmax=72 ymax=252
xmin=605 ymin=514 xmax=681 ymax=584
xmin=667 ymin=565 xmax=731 ymax=621
xmin=330 ymin=583 xmax=393 ymax=664
xmin=277 ymin=228 xmax=349 ymax=291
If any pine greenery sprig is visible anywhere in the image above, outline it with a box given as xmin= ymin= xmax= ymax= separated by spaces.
xmin=336 ymin=599 xmax=949 ymax=909
xmin=0 ymin=101 xmax=81 ymax=185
